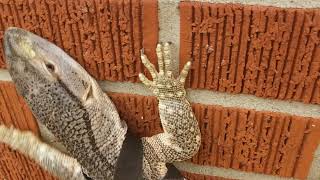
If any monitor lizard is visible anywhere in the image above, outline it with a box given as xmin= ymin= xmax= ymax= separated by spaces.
xmin=0 ymin=27 xmax=201 ymax=180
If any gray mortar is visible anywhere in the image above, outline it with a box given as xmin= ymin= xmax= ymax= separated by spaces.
xmin=158 ymin=0 xmax=181 ymax=76
xmin=174 ymin=162 xmax=298 ymax=180
xmin=100 ymin=80 xmax=320 ymax=119
xmin=163 ymin=0 xmax=320 ymax=8
xmin=187 ymin=89 xmax=320 ymax=118
xmin=0 ymin=69 xmax=12 ymax=81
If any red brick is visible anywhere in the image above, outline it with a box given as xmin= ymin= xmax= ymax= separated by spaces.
xmin=179 ymin=2 xmax=320 ymax=104
xmin=0 ymin=82 xmax=56 ymax=180
xmin=0 ymin=0 xmax=158 ymax=82
xmin=1 ymin=82 xmax=319 ymax=179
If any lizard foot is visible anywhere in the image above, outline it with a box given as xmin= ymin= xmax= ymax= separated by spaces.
xmin=139 ymin=43 xmax=191 ymax=100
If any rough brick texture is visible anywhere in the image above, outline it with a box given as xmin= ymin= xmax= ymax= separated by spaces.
xmin=0 ymin=82 xmax=56 ymax=180
xmin=1 ymin=82 xmax=320 ymax=179
xmin=0 ymin=0 xmax=158 ymax=81
xmin=181 ymin=171 xmax=236 ymax=180
xmin=180 ymin=2 xmax=320 ymax=104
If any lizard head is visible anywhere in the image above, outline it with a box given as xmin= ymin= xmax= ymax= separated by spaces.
xmin=3 ymin=27 xmax=95 ymax=102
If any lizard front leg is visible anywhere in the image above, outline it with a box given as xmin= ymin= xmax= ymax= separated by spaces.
xmin=0 ymin=125 xmax=86 ymax=180
xmin=139 ymin=43 xmax=201 ymax=179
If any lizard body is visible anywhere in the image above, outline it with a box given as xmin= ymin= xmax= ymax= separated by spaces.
xmin=0 ymin=27 xmax=201 ymax=180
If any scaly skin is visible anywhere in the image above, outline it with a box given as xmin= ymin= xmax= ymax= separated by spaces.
xmin=0 ymin=27 xmax=201 ymax=180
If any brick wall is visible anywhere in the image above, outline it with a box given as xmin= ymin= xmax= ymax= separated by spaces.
xmin=0 ymin=0 xmax=320 ymax=180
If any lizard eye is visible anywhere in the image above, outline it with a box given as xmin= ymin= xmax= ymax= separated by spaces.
xmin=45 ymin=63 xmax=55 ymax=72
